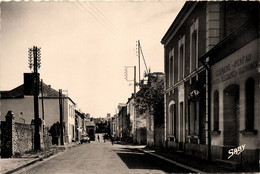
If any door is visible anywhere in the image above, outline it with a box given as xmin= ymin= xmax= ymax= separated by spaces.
xmin=223 ymin=84 xmax=239 ymax=147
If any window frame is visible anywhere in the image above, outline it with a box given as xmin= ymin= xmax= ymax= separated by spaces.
xmin=190 ymin=18 xmax=199 ymax=73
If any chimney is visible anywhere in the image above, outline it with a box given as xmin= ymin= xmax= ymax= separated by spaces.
xmin=24 ymin=73 xmax=40 ymax=95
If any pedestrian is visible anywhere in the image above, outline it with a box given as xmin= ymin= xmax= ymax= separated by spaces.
xmin=111 ymin=136 xmax=114 ymax=145
xmin=103 ymin=135 xmax=106 ymax=143
xmin=97 ymin=135 xmax=100 ymax=142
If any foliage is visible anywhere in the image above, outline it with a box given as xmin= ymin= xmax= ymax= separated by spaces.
xmin=136 ymin=73 xmax=164 ymax=124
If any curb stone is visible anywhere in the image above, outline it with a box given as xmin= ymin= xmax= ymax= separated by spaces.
xmin=3 ymin=149 xmax=67 ymax=174
xmin=3 ymin=158 xmax=41 ymax=174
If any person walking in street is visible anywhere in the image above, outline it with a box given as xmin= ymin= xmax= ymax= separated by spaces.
xmin=111 ymin=136 xmax=114 ymax=145
xmin=103 ymin=135 xmax=106 ymax=143
xmin=97 ymin=135 xmax=100 ymax=142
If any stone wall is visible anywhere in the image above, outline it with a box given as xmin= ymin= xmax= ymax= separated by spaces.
xmin=154 ymin=124 xmax=164 ymax=148
xmin=1 ymin=111 xmax=52 ymax=158
xmin=13 ymin=123 xmax=34 ymax=156
xmin=136 ymin=127 xmax=147 ymax=145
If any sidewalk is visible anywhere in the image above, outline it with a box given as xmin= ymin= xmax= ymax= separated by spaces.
xmin=140 ymin=147 xmax=236 ymax=173
xmin=0 ymin=142 xmax=79 ymax=174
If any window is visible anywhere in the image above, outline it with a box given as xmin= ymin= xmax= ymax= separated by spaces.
xmin=168 ymin=101 xmax=176 ymax=136
xmin=178 ymin=35 xmax=185 ymax=80
xmin=190 ymin=18 xmax=199 ymax=73
xmin=213 ymin=91 xmax=219 ymax=131
xmin=245 ymin=78 xmax=254 ymax=130
xmin=188 ymin=91 xmax=200 ymax=136
xmin=169 ymin=48 xmax=174 ymax=87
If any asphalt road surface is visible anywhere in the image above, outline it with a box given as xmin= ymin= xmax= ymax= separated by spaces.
xmin=16 ymin=141 xmax=192 ymax=174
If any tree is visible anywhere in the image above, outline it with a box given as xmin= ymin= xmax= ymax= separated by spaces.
xmin=136 ymin=72 xmax=164 ymax=124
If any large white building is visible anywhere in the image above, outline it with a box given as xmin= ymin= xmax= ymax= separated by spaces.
xmin=0 ymin=73 xmax=76 ymax=143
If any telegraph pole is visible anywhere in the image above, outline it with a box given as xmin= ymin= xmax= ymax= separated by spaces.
xmin=134 ymin=66 xmax=136 ymax=98
xmin=137 ymin=41 xmax=140 ymax=84
xmin=28 ymin=46 xmax=41 ymax=150
xmin=59 ymin=89 xmax=64 ymax=145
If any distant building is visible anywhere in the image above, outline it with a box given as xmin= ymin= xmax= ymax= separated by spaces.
xmin=86 ymin=119 xmax=95 ymax=141
xmin=126 ymin=95 xmax=135 ymax=140
xmin=109 ymin=115 xmax=116 ymax=138
xmin=75 ymin=109 xmax=86 ymax=141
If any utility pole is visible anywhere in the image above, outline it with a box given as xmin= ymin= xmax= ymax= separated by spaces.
xmin=59 ymin=89 xmax=64 ymax=145
xmin=41 ymin=79 xmax=45 ymax=135
xmin=28 ymin=46 xmax=41 ymax=150
xmin=137 ymin=41 xmax=140 ymax=84
xmin=41 ymin=79 xmax=45 ymax=121
xmin=134 ymin=66 xmax=136 ymax=98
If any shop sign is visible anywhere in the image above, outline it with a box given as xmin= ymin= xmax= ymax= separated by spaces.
xmin=213 ymin=53 xmax=258 ymax=84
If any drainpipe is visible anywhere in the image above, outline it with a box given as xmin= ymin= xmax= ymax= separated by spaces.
xmin=200 ymin=58 xmax=211 ymax=161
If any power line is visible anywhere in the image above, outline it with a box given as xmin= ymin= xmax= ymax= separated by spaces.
xmin=86 ymin=1 xmax=118 ymax=34
xmin=77 ymin=1 xmax=117 ymax=37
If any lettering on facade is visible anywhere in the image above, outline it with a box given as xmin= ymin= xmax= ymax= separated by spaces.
xmin=213 ymin=54 xmax=257 ymax=84
xmin=228 ymin=144 xmax=246 ymax=159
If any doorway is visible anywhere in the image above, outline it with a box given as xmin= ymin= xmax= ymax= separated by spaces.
xmin=223 ymin=84 xmax=239 ymax=147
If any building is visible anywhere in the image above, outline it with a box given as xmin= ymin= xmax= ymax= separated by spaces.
xmin=86 ymin=118 xmax=95 ymax=141
xmin=162 ymin=1 xmax=259 ymax=171
xmin=0 ymin=73 xmax=76 ymax=143
xmin=199 ymin=2 xmax=259 ymax=171
xmin=109 ymin=115 xmax=117 ymax=138
xmin=75 ymin=109 xmax=87 ymax=141
xmin=126 ymin=95 xmax=135 ymax=140
xmin=118 ymin=104 xmax=130 ymax=141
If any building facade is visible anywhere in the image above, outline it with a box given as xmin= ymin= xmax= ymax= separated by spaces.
xmin=162 ymin=2 xmax=209 ymax=157
xmin=200 ymin=2 xmax=259 ymax=170
xmin=162 ymin=1 xmax=259 ymax=171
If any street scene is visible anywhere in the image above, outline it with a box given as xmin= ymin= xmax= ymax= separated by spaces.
xmin=0 ymin=1 xmax=259 ymax=173
xmin=15 ymin=142 xmax=193 ymax=174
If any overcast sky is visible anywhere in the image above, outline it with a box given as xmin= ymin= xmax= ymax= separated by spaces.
xmin=0 ymin=0 xmax=185 ymax=117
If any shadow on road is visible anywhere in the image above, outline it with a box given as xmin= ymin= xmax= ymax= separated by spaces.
xmin=115 ymin=147 xmax=192 ymax=173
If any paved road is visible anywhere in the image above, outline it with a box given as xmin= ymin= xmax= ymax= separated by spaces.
xmin=16 ymin=141 xmax=192 ymax=174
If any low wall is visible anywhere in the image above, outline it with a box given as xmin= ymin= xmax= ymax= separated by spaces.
xmin=184 ymin=143 xmax=208 ymax=160
xmin=13 ymin=123 xmax=34 ymax=155
xmin=1 ymin=111 xmax=52 ymax=158
xmin=154 ymin=124 xmax=164 ymax=148
xmin=136 ymin=127 xmax=147 ymax=145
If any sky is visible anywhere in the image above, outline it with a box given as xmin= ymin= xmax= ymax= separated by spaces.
xmin=0 ymin=0 xmax=185 ymax=118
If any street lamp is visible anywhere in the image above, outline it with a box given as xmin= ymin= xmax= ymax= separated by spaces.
xmin=28 ymin=46 xmax=41 ymax=150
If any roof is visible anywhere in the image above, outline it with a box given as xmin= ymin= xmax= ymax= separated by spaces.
xmin=0 ymin=81 xmax=75 ymax=105
xmin=0 ymin=85 xmax=24 ymax=98
xmin=75 ymin=109 xmax=86 ymax=119
xmin=86 ymin=121 xmax=95 ymax=127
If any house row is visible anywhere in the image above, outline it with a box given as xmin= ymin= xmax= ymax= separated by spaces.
xmin=161 ymin=1 xmax=259 ymax=171
xmin=110 ymin=1 xmax=259 ymax=171
xmin=109 ymin=72 xmax=165 ymax=147
xmin=0 ymin=73 xmax=90 ymax=151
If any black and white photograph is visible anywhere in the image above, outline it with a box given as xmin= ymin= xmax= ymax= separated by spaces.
xmin=0 ymin=0 xmax=259 ymax=173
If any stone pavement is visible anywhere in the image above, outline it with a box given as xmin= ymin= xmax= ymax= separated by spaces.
xmin=0 ymin=142 xmax=79 ymax=174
